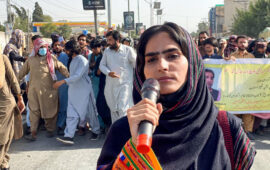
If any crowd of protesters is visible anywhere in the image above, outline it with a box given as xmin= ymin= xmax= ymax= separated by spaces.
xmin=197 ymin=31 xmax=270 ymax=140
xmin=0 ymin=26 xmax=269 ymax=169
xmin=0 ymin=28 xmax=138 ymax=169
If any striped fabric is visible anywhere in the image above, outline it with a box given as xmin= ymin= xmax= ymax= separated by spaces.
xmin=234 ymin=127 xmax=256 ymax=170
xmin=112 ymin=139 xmax=162 ymax=170
xmin=217 ymin=111 xmax=235 ymax=169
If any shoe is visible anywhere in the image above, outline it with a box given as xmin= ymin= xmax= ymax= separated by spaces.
xmin=24 ymin=131 xmax=37 ymax=141
xmin=46 ymin=131 xmax=54 ymax=138
xmin=25 ymin=126 xmax=31 ymax=135
xmin=56 ymin=137 xmax=74 ymax=145
xmin=57 ymin=127 xmax=64 ymax=136
xmin=246 ymin=132 xmax=255 ymax=140
xmin=100 ymin=128 xmax=105 ymax=134
xmin=263 ymin=127 xmax=270 ymax=132
xmin=24 ymin=132 xmax=37 ymax=142
xmin=90 ymin=133 xmax=99 ymax=140
xmin=78 ymin=127 xmax=86 ymax=136
xmin=255 ymin=126 xmax=265 ymax=135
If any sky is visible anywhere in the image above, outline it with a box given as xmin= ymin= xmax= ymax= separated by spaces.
xmin=0 ymin=0 xmax=224 ymax=33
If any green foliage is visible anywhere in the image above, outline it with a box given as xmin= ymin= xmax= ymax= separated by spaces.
xmin=232 ymin=0 xmax=270 ymax=38
xmin=0 ymin=24 xmax=5 ymax=32
xmin=192 ymin=21 xmax=209 ymax=37
xmin=11 ymin=5 xmax=29 ymax=32
xmin=42 ymin=15 xmax=53 ymax=22
xmin=32 ymin=2 xmax=44 ymax=22
xmin=197 ymin=22 xmax=209 ymax=34
xmin=190 ymin=32 xmax=198 ymax=38
xmin=40 ymin=23 xmax=57 ymax=38
xmin=57 ymin=24 xmax=72 ymax=39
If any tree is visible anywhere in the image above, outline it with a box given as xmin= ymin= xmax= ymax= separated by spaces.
xmin=190 ymin=32 xmax=198 ymax=38
xmin=232 ymin=0 xmax=270 ymax=38
xmin=197 ymin=22 xmax=209 ymax=34
xmin=32 ymin=2 xmax=44 ymax=22
xmin=192 ymin=21 xmax=209 ymax=38
xmin=42 ymin=15 xmax=53 ymax=22
xmin=40 ymin=23 xmax=57 ymax=38
xmin=0 ymin=24 xmax=5 ymax=32
xmin=231 ymin=10 xmax=256 ymax=37
xmin=11 ymin=5 xmax=28 ymax=32
xmin=57 ymin=24 xmax=72 ymax=39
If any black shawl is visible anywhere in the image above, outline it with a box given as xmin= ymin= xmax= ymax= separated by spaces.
xmin=97 ymin=23 xmax=231 ymax=170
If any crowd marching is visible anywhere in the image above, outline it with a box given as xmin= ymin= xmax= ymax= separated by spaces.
xmin=0 ymin=24 xmax=269 ymax=169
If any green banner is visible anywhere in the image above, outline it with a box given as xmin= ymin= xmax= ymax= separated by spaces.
xmin=204 ymin=59 xmax=270 ymax=114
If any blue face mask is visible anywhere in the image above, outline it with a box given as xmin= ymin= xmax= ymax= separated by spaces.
xmin=39 ymin=48 xmax=47 ymax=56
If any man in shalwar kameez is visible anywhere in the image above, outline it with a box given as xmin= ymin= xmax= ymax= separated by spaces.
xmin=19 ymin=38 xmax=69 ymax=140
xmin=0 ymin=54 xmax=25 ymax=170
xmin=54 ymin=40 xmax=100 ymax=145
xmin=99 ymin=30 xmax=136 ymax=123
xmin=52 ymin=40 xmax=69 ymax=135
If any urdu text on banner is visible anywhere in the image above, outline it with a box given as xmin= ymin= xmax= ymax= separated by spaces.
xmin=204 ymin=59 xmax=270 ymax=114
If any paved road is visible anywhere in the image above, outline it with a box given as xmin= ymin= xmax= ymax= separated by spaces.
xmin=9 ymin=130 xmax=105 ymax=170
xmin=8 ymin=130 xmax=270 ymax=170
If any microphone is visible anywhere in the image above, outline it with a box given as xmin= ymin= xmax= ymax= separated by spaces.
xmin=136 ymin=78 xmax=160 ymax=154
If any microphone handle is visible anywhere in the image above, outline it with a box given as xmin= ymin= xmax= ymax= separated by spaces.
xmin=136 ymin=120 xmax=153 ymax=153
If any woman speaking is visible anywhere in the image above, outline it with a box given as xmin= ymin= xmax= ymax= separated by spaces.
xmin=97 ymin=22 xmax=255 ymax=170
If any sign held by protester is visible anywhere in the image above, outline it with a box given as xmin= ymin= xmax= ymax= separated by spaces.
xmin=204 ymin=59 xmax=270 ymax=114
xmin=82 ymin=0 xmax=105 ymax=10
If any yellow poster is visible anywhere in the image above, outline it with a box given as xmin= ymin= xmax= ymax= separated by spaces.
xmin=204 ymin=59 xmax=270 ymax=114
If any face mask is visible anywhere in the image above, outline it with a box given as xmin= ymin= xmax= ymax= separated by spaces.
xmin=39 ymin=48 xmax=47 ymax=56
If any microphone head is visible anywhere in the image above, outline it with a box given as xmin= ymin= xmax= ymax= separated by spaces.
xmin=141 ymin=78 xmax=160 ymax=102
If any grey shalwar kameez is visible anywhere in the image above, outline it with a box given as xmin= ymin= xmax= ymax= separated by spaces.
xmin=64 ymin=55 xmax=100 ymax=138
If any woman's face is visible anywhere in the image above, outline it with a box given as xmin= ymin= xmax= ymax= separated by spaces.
xmin=144 ymin=32 xmax=188 ymax=95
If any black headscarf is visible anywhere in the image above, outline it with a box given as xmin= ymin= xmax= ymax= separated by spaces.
xmin=97 ymin=22 xmax=231 ymax=170
xmin=133 ymin=22 xmax=231 ymax=169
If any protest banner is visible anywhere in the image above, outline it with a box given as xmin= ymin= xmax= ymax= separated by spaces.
xmin=204 ymin=59 xmax=270 ymax=114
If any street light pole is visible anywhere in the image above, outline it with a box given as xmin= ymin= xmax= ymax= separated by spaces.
xmin=107 ymin=0 xmax=112 ymax=28
xmin=94 ymin=9 xmax=98 ymax=35
xmin=137 ymin=0 xmax=140 ymax=23
xmin=150 ymin=0 xmax=154 ymax=26
xmin=128 ymin=0 xmax=131 ymax=37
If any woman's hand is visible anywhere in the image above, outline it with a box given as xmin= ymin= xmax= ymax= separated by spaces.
xmin=53 ymin=80 xmax=65 ymax=89
xmin=17 ymin=95 xmax=25 ymax=114
xmin=127 ymin=98 xmax=163 ymax=145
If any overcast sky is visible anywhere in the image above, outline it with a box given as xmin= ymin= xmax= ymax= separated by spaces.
xmin=0 ymin=0 xmax=224 ymax=33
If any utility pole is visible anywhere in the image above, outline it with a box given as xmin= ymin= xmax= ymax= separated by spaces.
xmin=27 ymin=9 xmax=30 ymax=53
xmin=94 ymin=9 xmax=98 ymax=35
xmin=6 ymin=0 xmax=11 ymax=23
xmin=5 ymin=0 xmax=12 ymax=43
xmin=107 ymin=0 xmax=112 ymax=29
xmin=128 ymin=0 xmax=131 ymax=37
xmin=137 ymin=0 xmax=140 ymax=23
xmin=150 ymin=0 xmax=154 ymax=26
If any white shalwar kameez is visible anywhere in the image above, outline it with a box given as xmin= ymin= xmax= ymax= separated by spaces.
xmin=64 ymin=55 xmax=100 ymax=138
xmin=99 ymin=44 xmax=136 ymax=123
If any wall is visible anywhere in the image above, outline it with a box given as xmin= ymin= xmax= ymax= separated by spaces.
xmin=0 ymin=31 xmax=10 ymax=54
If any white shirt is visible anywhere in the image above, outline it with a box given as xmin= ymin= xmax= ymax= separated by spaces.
xmin=99 ymin=44 xmax=136 ymax=83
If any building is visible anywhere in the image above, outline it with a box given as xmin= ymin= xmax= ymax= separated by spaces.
xmin=224 ymin=0 xmax=257 ymax=32
xmin=209 ymin=4 xmax=225 ymax=38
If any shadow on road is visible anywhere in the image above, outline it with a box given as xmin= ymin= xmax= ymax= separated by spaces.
xmin=9 ymin=130 xmax=106 ymax=154
xmin=252 ymin=132 xmax=270 ymax=150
